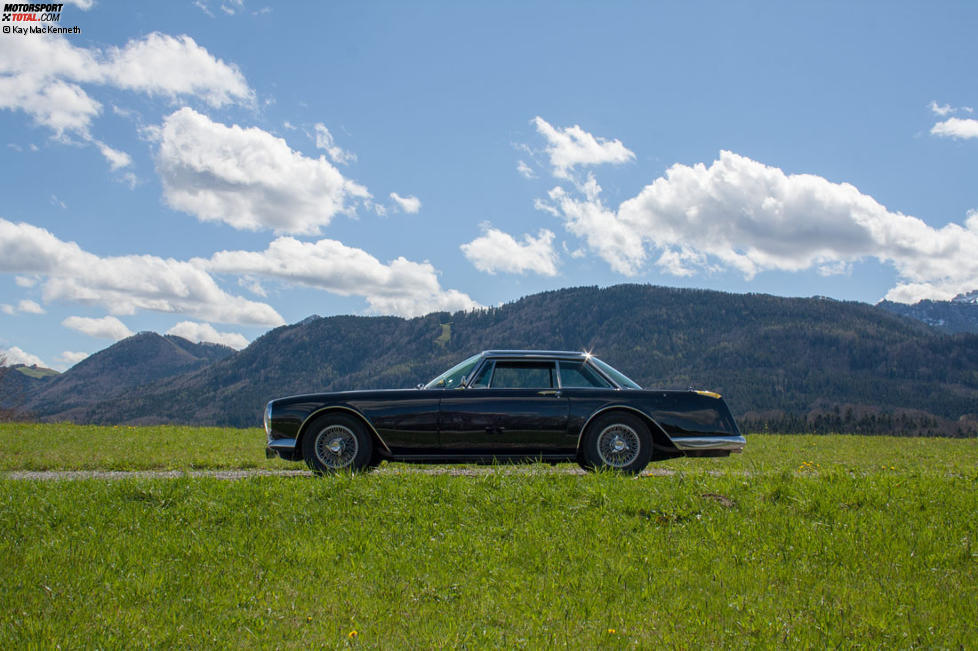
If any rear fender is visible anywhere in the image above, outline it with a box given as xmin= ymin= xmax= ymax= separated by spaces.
xmin=577 ymin=405 xmax=682 ymax=461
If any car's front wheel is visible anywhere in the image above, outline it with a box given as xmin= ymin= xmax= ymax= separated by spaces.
xmin=580 ymin=411 xmax=652 ymax=474
xmin=302 ymin=413 xmax=374 ymax=474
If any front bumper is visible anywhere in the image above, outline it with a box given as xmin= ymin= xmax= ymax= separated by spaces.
xmin=265 ymin=437 xmax=297 ymax=460
xmin=671 ymin=435 xmax=746 ymax=456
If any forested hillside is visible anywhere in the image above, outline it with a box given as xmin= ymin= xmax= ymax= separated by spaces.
xmin=30 ymin=284 xmax=976 ymax=434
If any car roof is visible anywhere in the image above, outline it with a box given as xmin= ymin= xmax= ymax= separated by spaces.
xmin=481 ymin=350 xmax=590 ymax=360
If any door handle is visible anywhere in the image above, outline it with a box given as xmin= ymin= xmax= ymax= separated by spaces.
xmin=537 ymin=390 xmax=560 ymax=396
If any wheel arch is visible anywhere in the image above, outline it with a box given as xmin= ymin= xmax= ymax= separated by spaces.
xmin=296 ymin=405 xmax=392 ymax=458
xmin=576 ymin=405 xmax=681 ymax=460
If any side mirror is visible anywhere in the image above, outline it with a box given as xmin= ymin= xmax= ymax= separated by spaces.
xmin=416 ymin=383 xmax=425 ymax=390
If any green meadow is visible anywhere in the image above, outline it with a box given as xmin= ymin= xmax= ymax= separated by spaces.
xmin=1 ymin=424 xmax=976 ymax=647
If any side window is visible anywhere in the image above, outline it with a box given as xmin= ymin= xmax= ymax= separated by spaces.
xmin=558 ymin=361 xmax=612 ymax=388
xmin=469 ymin=361 xmax=494 ymax=388
xmin=490 ymin=362 xmax=555 ymax=389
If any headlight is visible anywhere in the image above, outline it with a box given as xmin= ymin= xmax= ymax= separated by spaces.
xmin=263 ymin=401 xmax=273 ymax=436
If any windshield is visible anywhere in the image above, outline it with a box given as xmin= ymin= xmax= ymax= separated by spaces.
xmin=590 ymin=357 xmax=642 ymax=389
xmin=424 ymin=353 xmax=482 ymax=389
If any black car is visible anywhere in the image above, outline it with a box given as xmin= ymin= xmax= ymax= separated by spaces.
xmin=264 ymin=350 xmax=745 ymax=474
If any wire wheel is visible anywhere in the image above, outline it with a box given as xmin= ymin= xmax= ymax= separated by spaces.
xmin=596 ymin=423 xmax=641 ymax=468
xmin=314 ymin=424 xmax=359 ymax=470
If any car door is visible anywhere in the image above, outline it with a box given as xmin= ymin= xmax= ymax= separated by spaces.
xmin=437 ymin=359 xmax=572 ymax=454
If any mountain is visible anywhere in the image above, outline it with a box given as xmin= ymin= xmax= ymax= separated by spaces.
xmin=0 ymin=364 xmax=59 ymax=416
xmin=877 ymin=291 xmax=978 ymax=334
xmin=19 ymin=332 xmax=234 ymax=421
xmin=43 ymin=284 xmax=977 ymax=435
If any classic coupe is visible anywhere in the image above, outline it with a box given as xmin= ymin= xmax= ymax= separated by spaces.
xmin=264 ymin=350 xmax=745 ymax=474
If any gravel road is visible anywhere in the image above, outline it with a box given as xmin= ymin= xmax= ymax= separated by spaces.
xmin=3 ymin=466 xmax=679 ymax=481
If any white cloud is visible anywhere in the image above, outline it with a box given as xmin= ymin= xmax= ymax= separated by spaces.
xmin=166 ymin=320 xmax=249 ymax=350
xmin=0 ymin=299 xmax=46 ymax=315
xmin=1 ymin=346 xmax=46 ymax=367
xmin=65 ymin=0 xmax=95 ymax=8
xmin=15 ymin=276 xmax=37 ymax=288
xmin=17 ymin=299 xmax=45 ymax=314
xmin=203 ymin=236 xmax=481 ymax=317
xmin=237 ymin=276 xmax=267 ymax=297
xmin=516 ymin=160 xmax=536 ymax=179
xmin=62 ymin=315 xmax=134 ymax=340
xmin=0 ymin=32 xmax=252 ymax=166
xmin=95 ymin=140 xmax=132 ymax=169
xmin=0 ymin=218 xmax=284 ymax=325
xmin=547 ymin=150 xmax=978 ymax=303
xmin=158 ymin=108 xmax=370 ymax=234
xmin=460 ymin=227 xmax=559 ymax=276
xmin=931 ymin=117 xmax=978 ymax=140
xmin=56 ymin=351 xmax=89 ymax=367
xmin=929 ymin=100 xmax=953 ymax=117
xmin=313 ymin=123 xmax=356 ymax=165
xmin=389 ymin=192 xmax=421 ymax=214
xmin=532 ymin=116 xmax=634 ymax=179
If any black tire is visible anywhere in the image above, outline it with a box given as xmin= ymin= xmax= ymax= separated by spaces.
xmin=580 ymin=411 xmax=652 ymax=475
xmin=301 ymin=413 xmax=374 ymax=475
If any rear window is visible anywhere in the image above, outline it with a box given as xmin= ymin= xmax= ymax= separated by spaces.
xmin=490 ymin=361 xmax=556 ymax=389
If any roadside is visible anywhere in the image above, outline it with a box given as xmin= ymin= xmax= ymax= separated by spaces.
xmin=2 ymin=466 xmax=679 ymax=480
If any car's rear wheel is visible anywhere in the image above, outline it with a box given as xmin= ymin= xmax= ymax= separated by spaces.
xmin=580 ymin=411 xmax=652 ymax=474
xmin=302 ymin=413 xmax=374 ymax=474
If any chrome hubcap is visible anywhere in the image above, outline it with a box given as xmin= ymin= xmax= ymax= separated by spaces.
xmin=314 ymin=425 xmax=358 ymax=469
xmin=597 ymin=424 xmax=640 ymax=468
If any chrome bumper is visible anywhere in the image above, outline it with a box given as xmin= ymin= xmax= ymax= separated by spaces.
xmin=671 ymin=435 xmax=746 ymax=453
xmin=265 ymin=437 xmax=297 ymax=459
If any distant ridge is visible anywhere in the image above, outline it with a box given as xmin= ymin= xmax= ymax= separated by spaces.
xmin=878 ymin=291 xmax=978 ymax=334
xmin=4 ymin=284 xmax=966 ymax=436
xmin=18 ymin=332 xmax=234 ymax=422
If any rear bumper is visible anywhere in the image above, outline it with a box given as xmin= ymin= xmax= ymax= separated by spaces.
xmin=671 ymin=435 xmax=746 ymax=454
xmin=265 ymin=437 xmax=297 ymax=460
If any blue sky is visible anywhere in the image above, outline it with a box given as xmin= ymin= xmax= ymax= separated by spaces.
xmin=1 ymin=0 xmax=977 ymax=369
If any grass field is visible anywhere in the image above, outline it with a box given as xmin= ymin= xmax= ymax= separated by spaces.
xmin=1 ymin=424 xmax=976 ymax=647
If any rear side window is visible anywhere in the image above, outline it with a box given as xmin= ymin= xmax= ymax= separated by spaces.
xmin=490 ymin=361 xmax=555 ymax=389
xmin=558 ymin=361 xmax=612 ymax=388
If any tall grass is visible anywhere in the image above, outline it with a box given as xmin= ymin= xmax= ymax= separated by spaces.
xmin=1 ymin=427 xmax=976 ymax=646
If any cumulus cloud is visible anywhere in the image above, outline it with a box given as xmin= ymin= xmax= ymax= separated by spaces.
xmin=389 ymin=192 xmax=421 ymax=214
xmin=931 ymin=117 xmax=978 ymax=140
xmin=532 ymin=116 xmax=634 ymax=179
xmin=547 ymin=150 xmax=978 ymax=303
xmin=62 ymin=315 xmax=134 ymax=340
xmin=1 ymin=346 xmax=46 ymax=367
xmin=313 ymin=123 xmax=356 ymax=165
xmin=1 ymin=299 xmax=45 ymax=315
xmin=166 ymin=320 xmax=249 ymax=350
xmin=460 ymin=227 xmax=559 ymax=276
xmin=17 ymin=299 xmax=45 ymax=314
xmin=56 ymin=351 xmax=89 ymax=367
xmin=0 ymin=32 xmax=252 ymax=166
xmin=203 ymin=236 xmax=481 ymax=317
xmin=158 ymin=108 xmax=370 ymax=234
xmin=0 ymin=218 xmax=284 ymax=325
xmin=928 ymin=101 xmax=953 ymax=117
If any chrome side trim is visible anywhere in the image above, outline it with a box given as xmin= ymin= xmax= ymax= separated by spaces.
xmin=266 ymin=437 xmax=297 ymax=450
xmin=671 ymin=435 xmax=746 ymax=452
xmin=576 ymin=405 xmax=676 ymax=450
xmin=298 ymin=406 xmax=393 ymax=455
